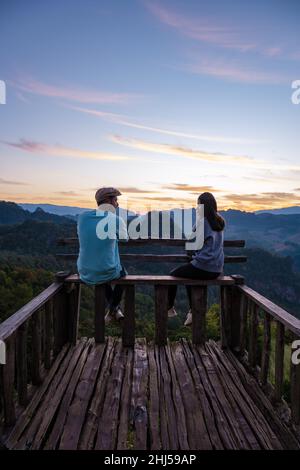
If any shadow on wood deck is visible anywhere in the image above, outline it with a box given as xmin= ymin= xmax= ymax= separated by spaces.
xmin=3 ymin=337 xmax=300 ymax=450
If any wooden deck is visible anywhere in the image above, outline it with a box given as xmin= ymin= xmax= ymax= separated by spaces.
xmin=3 ymin=337 xmax=300 ymax=450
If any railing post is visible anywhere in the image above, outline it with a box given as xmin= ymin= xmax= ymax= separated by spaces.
xmin=95 ymin=284 xmax=106 ymax=343
xmin=220 ymin=275 xmax=244 ymax=352
xmin=154 ymin=285 xmax=168 ymax=346
xmin=31 ymin=309 xmax=42 ymax=385
xmin=191 ymin=286 xmax=207 ymax=345
xmin=274 ymin=322 xmax=285 ymax=402
xmin=0 ymin=334 xmax=16 ymax=426
xmin=44 ymin=299 xmax=53 ymax=369
xmin=290 ymin=333 xmax=300 ymax=424
xmin=16 ymin=321 xmax=28 ymax=406
xmin=66 ymin=283 xmax=81 ymax=344
xmin=53 ymin=289 xmax=68 ymax=357
xmin=122 ymin=285 xmax=135 ymax=347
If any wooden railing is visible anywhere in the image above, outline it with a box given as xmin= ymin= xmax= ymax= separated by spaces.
xmin=1 ymin=237 xmax=299 ymax=433
xmin=220 ymin=282 xmax=300 ymax=425
xmin=56 ymin=238 xmax=247 ymax=264
xmin=0 ymin=281 xmax=81 ymax=427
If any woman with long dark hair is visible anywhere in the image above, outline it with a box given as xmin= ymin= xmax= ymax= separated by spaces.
xmin=167 ymin=192 xmax=225 ymax=326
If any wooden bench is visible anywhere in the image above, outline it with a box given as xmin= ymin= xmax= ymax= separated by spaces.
xmin=62 ymin=273 xmax=244 ymax=348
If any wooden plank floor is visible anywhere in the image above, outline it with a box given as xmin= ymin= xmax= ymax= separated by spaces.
xmin=4 ymin=337 xmax=300 ymax=450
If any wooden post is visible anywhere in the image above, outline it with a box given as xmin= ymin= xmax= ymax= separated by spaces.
xmin=191 ymin=286 xmax=207 ymax=345
xmin=0 ymin=334 xmax=16 ymax=426
xmin=31 ymin=309 xmax=42 ymax=385
xmin=260 ymin=313 xmax=271 ymax=386
xmin=16 ymin=321 xmax=28 ymax=406
xmin=248 ymin=303 xmax=259 ymax=370
xmin=122 ymin=285 xmax=135 ymax=347
xmin=53 ymin=289 xmax=68 ymax=356
xmin=44 ymin=299 xmax=53 ymax=369
xmin=274 ymin=321 xmax=285 ymax=402
xmin=95 ymin=284 xmax=106 ymax=343
xmin=67 ymin=283 xmax=81 ymax=344
xmin=290 ymin=333 xmax=300 ymax=424
xmin=220 ymin=286 xmax=231 ymax=349
xmin=154 ymin=285 xmax=168 ymax=346
xmin=240 ymin=295 xmax=248 ymax=356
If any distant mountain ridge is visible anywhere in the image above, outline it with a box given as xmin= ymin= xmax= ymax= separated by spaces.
xmin=255 ymin=206 xmax=300 ymax=215
xmin=0 ymin=201 xmax=75 ymax=225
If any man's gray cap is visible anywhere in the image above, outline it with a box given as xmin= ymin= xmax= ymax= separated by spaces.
xmin=95 ymin=187 xmax=122 ymax=204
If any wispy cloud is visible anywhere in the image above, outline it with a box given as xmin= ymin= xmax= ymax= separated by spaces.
xmin=145 ymin=2 xmax=256 ymax=52
xmin=145 ymin=1 xmax=299 ymax=62
xmin=54 ymin=191 xmax=82 ymax=197
xmin=68 ymin=104 xmax=264 ymax=144
xmin=1 ymin=138 xmax=131 ymax=161
xmin=162 ymin=183 xmax=221 ymax=193
xmin=110 ymin=134 xmax=253 ymax=163
xmin=0 ymin=177 xmax=30 ymax=186
xmin=188 ymin=57 xmax=288 ymax=84
xmin=11 ymin=77 xmax=139 ymax=105
xmin=221 ymin=191 xmax=300 ymax=210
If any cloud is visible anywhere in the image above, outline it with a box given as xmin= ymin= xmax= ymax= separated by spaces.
xmin=54 ymin=191 xmax=81 ymax=197
xmin=110 ymin=134 xmax=253 ymax=163
xmin=188 ymin=58 xmax=288 ymax=84
xmin=11 ymin=77 xmax=139 ymax=105
xmin=221 ymin=191 xmax=300 ymax=210
xmin=69 ymin=104 xmax=264 ymax=144
xmin=0 ymin=177 xmax=30 ymax=186
xmin=145 ymin=2 xmax=256 ymax=52
xmin=162 ymin=183 xmax=221 ymax=193
xmin=1 ymin=138 xmax=131 ymax=161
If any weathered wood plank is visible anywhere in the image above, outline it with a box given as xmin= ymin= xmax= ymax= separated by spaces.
xmin=154 ymin=285 xmax=168 ymax=346
xmin=290 ymin=333 xmax=300 ymax=425
xmin=240 ymin=295 xmax=248 ymax=356
xmin=66 ymin=274 xmax=235 ymax=286
xmin=170 ymin=342 xmax=212 ymax=449
xmin=117 ymin=347 xmax=134 ymax=450
xmin=260 ymin=313 xmax=271 ymax=387
xmin=130 ymin=338 xmax=148 ymax=450
xmin=94 ymin=284 xmax=106 ymax=343
xmin=0 ymin=334 xmax=16 ymax=426
xmin=57 ymin=253 xmax=247 ymax=264
xmin=44 ymin=300 xmax=53 ymax=370
xmin=220 ymin=286 xmax=231 ymax=349
xmin=78 ymin=338 xmax=115 ymax=449
xmin=31 ymin=310 xmax=42 ymax=386
xmin=16 ymin=322 xmax=28 ymax=406
xmin=35 ymin=339 xmax=92 ymax=450
xmin=206 ymin=341 xmax=281 ymax=450
xmin=221 ymin=343 xmax=300 ymax=449
xmin=58 ymin=237 xmax=246 ymax=248
xmin=5 ymin=344 xmax=70 ymax=449
xmin=274 ymin=321 xmax=285 ymax=402
xmin=248 ymin=303 xmax=258 ymax=370
xmin=95 ymin=340 xmax=126 ymax=450
xmin=147 ymin=344 xmax=162 ymax=450
xmin=122 ymin=285 xmax=135 ymax=347
xmin=191 ymin=286 xmax=207 ymax=345
xmin=181 ymin=340 xmax=223 ymax=449
xmin=59 ymin=340 xmax=105 ymax=450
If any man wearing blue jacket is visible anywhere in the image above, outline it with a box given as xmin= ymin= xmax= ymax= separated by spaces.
xmin=77 ymin=187 xmax=128 ymax=324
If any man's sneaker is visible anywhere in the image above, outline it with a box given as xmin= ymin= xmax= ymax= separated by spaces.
xmin=184 ymin=310 xmax=193 ymax=326
xmin=114 ymin=307 xmax=125 ymax=321
xmin=168 ymin=306 xmax=178 ymax=318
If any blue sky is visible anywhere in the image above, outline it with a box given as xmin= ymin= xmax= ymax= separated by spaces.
xmin=0 ymin=0 xmax=300 ymax=212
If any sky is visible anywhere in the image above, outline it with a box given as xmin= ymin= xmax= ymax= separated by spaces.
xmin=0 ymin=0 xmax=300 ymax=213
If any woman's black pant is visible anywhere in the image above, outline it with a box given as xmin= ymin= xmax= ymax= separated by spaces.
xmin=168 ymin=263 xmax=221 ymax=309
xmin=104 ymin=266 xmax=127 ymax=311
